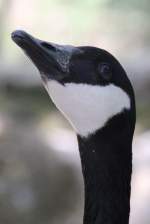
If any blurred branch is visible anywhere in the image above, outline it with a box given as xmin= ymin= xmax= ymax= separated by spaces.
xmin=0 ymin=0 xmax=11 ymax=55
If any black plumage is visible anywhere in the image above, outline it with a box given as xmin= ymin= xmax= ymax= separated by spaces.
xmin=12 ymin=30 xmax=136 ymax=224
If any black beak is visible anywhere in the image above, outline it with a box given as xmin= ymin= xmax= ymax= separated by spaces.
xmin=11 ymin=30 xmax=78 ymax=81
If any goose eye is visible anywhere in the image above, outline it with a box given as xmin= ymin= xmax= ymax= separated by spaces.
xmin=98 ymin=63 xmax=112 ymax=81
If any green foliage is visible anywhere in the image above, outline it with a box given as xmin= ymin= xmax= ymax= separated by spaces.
xmin=108 ymin=0 xmax=150 ymax=12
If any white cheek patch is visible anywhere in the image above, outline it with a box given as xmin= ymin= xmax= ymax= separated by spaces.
xmin=44 ymin=80 xmax=130 ymax=137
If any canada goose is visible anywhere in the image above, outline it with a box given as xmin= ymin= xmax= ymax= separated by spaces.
xmin=11 ymin=30 xmax=136 ymax=224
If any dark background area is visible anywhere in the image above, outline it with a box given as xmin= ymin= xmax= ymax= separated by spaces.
xmin=0 ymin=0 xmax=150 ymax=223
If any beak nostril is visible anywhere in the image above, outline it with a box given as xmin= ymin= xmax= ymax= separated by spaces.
xmin=41 ymin=42 xmax=56 ymax=51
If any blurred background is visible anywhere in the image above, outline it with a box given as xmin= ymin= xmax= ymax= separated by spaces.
xmin=0 ymin=0 xmax=150 ymax=223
